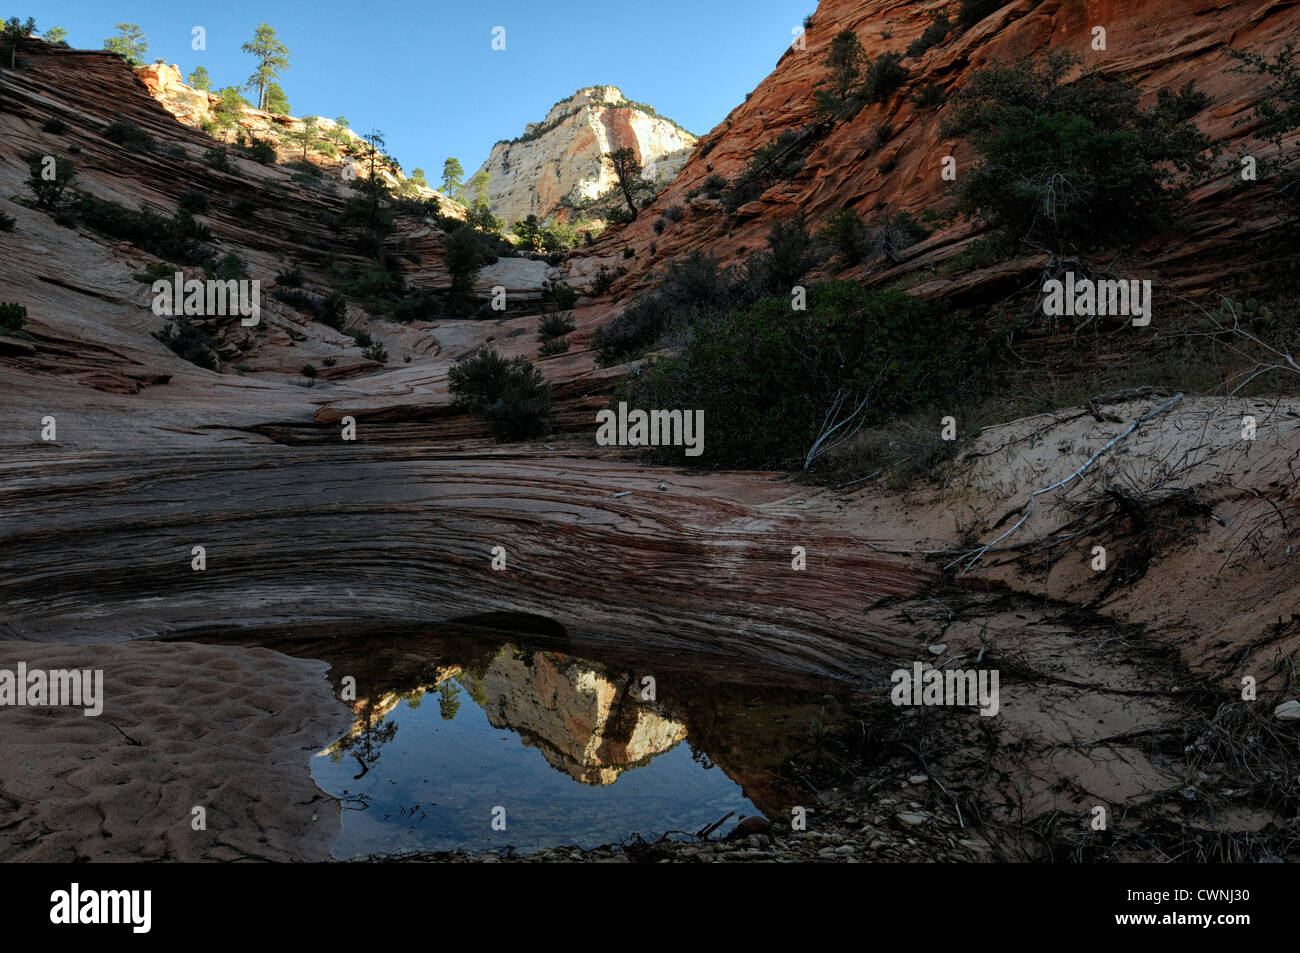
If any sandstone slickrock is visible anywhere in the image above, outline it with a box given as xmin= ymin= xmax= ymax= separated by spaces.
xmin=568 ymin=0 xmax=1300 ymax=299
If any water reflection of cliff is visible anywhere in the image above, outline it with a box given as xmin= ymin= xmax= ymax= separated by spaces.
xmin=466 ymin=650 xmax=688 ymax=785
xmin=303 ymin=627 xmax=850 ymax=817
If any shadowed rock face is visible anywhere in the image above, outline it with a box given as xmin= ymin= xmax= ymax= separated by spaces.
xmin=568 ymin=0 xmax=1300 ymax=298
xmin=0 ymin=444 xmax=921 ymax=680
xmin=473 ymin=85 xmax=697 ymax=225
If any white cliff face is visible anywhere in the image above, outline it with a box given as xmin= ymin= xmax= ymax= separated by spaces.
xmin=473 ymin=85 xmax=697 ymax=225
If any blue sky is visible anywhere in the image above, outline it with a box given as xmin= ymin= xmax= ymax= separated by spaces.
xmin=25 ymin=0 xmax=809 ymax=177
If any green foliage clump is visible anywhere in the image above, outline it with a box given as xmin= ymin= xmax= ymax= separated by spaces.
xmin=0 ymin=210 xmax=15 ymax=231
xmin=2 ymin=17 xmax=37 ymax=70
xmin=448 ymin=347 xmax=551 ymax=440
xmin=862 ymin=52 xmax=908 ymax=104
xmin=242 ymin=136 xmax=277 ymax=164
xmin=537 ymin=311 xmax=575 ymax=341
xmin=541 ymin=279 xmax=578 ymax=312
xmin=26 ymin=155 xmax=76 ymax=209
xmin=628 ymin=283 xmax=994 ymax=467
xmin=907 ymin=12 xmax=951 ymax=57
xmin=177 ymin=188 xmax=210 ymax=214
xmin=154 ymin=320 xmax=217 ymax=369
xmin=103 ymin=116 xmax=154 ymax=151
xmin=445 ymin=225 xmax=497 ymax=315
xmin=941 ymin=50 xmax=1210 ymax=255
xmin=816 ymin=207 xmax=929 ymax=266
xmin=73 ymin=194 xmax=212 ymax=263
xmin=0 ymin=302 xmax=27 ymax=332
xmin=539 ymin=337 xmax=570 ymax=357
xmin=332 ymin=259 xmax=405 ymax=313
xmin=102 ymin=22 xmax=146 ymax=67
xmin=1230 ymin=44 xmax=1300 ymax=209
xmin=701 ymin=174 xmax=728 ymax=198
xmin=957 ymin=0 xmax=1002 ymax=28
xmin=596 ymin=216 xmax=820 ymax=365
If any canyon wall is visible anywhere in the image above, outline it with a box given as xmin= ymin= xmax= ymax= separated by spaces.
xmin=472 ymin=85 xmax=697 ymax=224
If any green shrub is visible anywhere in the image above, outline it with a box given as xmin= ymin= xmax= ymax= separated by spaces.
xmin=958 ymin=0 xmax=1002 ymax=28
xmin=445 ymin=226 xmax=495 ymax=315
xmin=361 ymin=341 xmax=388 ymax=363
xmin=132 ymin=261 xmax=177 ymax=283
xmin=42 ymin=117 xmax=66 ymax=134
xmin=204 ymin=252 xmax=245 ymax=280
xmin=300 ymin=363 xmax=317 ymax=379
xmin=243 ymin=137 xmax=276 ymax=164
xmin=0 ymin=210 xmax=14 ymax=231
xmin=606 ymin=205 xmax=636 ymax=225
xmin=276 ymin=265 xmax=304 ymax=287
xmin=907 ymin=13 xmax=951 ymax=57
xmin=448 ymin=346 xmax=551 ymax=440
xmin=103 ymin=117 xmax=155 ymax=151
xmin=663 ymin=204 xmax=685 ymax=222
xmin=541 ymin=279 xmax=578 ymax=312
xmin=154 ymin=320 xmax=218 ymax=369
xmin=344 ymin=328 xmax=372 ymax=347
xmin=73 ymin=195 xmax=212 ymax=263
xmin=390 ymin=290 xmax=441 ymax=323
xmin=26 ymin=155 xmax=76 ymax=209
xmin=911 ymin=81 xmax=945 ymax=109
xmin=941 ymin=50 xmax=1210 ymax=253
xmin=0 ymin=302 xmax=27 ymax=332
xmin=539 ymin=337 xmax=570 ymax=357
xmin=590 ymin=264 xmax=618 ymax=296
xmin=538 ymin=311 xmax=575 ymax=341
xmin=629 ymin=282 xmax=995 ymax=467
xmin=702 ymin=173 xmax=728 ymax=198
xmin=203 ymin=147 xmax=231 ymax=171
xmin=177 ymin=188 xmax=210 ymax=214
xmin=817 ymin=208 xmax=870 ymax=265
xmin=863 ymin=52 xmax=908 ymax=104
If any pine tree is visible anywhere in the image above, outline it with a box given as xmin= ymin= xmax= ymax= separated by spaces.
xmin=264 ymin=81 xmax=289 ymax=115
xmin=286 ymin=115 xmax=319 ymax=159
xmin=241 ymin=23 xmax=289 ymax=112
xmin=186 ymin=65 xmax=211 ymax=90
xmin=42 ymin=25 xmax=67 ymax=47
xmin=2 ymin=17 xmax=36 ymax=69
xmin=103 ymin=23 xmax=147 ymax=67
xmin=442 ymin=157 xmax=464 ymax=198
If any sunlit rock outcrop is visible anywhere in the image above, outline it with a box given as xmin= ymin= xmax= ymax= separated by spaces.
xmin=472 ymin=85 xmax=696 ymax=225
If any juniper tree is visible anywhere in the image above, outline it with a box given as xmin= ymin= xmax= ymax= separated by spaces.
xmin=186 ymin=65 xmax=211 ymax=90
xmin=605 ymin=147 xmax=651 ymax=216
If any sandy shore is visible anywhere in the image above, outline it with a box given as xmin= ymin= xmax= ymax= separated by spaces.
xmin=0 ymin=639 xmax=353 ymax=862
